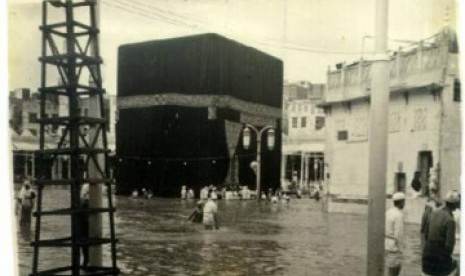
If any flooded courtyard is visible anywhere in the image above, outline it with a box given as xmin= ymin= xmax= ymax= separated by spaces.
xmin=17 ymin=186 xmax=424 ymax=276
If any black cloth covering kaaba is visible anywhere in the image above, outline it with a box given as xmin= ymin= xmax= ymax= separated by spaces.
xmin=116 ymin=33 xmax=283 ymax=197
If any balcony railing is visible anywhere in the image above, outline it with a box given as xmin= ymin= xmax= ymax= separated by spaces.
xmin=325 ymin=32 xmax=450 ymax=104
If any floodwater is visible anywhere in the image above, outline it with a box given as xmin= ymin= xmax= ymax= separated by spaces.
xmin=17 ymin=186 xmax=424 ymax=276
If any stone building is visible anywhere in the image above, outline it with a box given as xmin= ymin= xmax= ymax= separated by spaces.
xmin=9 ymin=88 xmax=59 ymax=135
xmin=320 ymin=28 xmax=460 ymax=218
xmin=282 ymin=82 xmax=326 ymax=190
xmin=9 ymin=88 xmax=58 ymax=182
xmin=9 ymin=89 xmax=117 ymax=181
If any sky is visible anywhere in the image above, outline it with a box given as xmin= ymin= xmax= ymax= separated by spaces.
xmin=7 ymin=0 xmax=458 ymax=95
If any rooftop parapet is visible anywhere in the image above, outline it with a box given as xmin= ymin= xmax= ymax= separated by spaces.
xmin=323 ymin=28 xmax=458 ymax=105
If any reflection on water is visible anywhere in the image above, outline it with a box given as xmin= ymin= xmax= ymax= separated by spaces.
xmin=17 ymin=186 xmax=423 ymax=276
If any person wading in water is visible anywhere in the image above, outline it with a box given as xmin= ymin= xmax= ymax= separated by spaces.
xmin=203 ymin=194 xmax=219 ymax=230
xmin=18 ymin=180 xmax=36 ymax=241
xmin=187 ymin=201 xmax=204 ymax=224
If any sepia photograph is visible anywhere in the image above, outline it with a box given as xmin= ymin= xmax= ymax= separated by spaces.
xmin=2 ymin=0 xmax=464 ymax=275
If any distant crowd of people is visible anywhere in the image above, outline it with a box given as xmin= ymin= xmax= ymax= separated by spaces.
xmin=180 ymin=183 xmax=321 ymax=202
xmin=127 ymin=181 xmax=322 ymax=203
xmin=130 ymin=187 xmax=154 ymax=199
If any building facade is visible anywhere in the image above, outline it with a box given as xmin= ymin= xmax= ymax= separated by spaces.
xmin=321 ymin=28 xmax=460 ymax=216
xmin=9 ymin=89 xmax=117 ymax=182
xmin=282 ymin=82 xmax=326 ymax=190
xmin=9 ymin=88 xmax=59 ymax=135
xmin=9 ymin=88 xmax=59 ymax=182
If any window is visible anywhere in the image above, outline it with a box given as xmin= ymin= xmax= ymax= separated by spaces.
xmin=29 ymin=113 xmax=38 ymax=123
xmin=301 ymin=117 xmax=307 ymax=128
xmin=389 ymin=112 xmax=401 ymax=133
xmin=345 ymin=102 xmax=351 ymax=113
xmin=311 ymin=105 xmax=315 ymax=114
xmin=315 ymin=116 xmax=325 ymax=130
xmin=413 ymin=108 xmax=427 ymax=131
xmin=325 ymin=106 xmax=332 ymax=116
xmin=337 ymin=130 xmax=348 ymax=141
xmin=335 ymin=119 xmax=346 ymax=140
xmin=351 ymin=116 xmax=368 ymax=140
xmin=291 ymin=117 xmax=298 ymax=128
xmin=454 ymin=78 xmax=461 ymax=102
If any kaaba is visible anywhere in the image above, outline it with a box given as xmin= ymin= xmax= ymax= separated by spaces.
xmin=115 ymin=33 xmax=283 ymax=197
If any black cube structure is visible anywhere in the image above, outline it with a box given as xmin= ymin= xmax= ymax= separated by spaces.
xmin=116 ymin=34 xmax=283 ymax=197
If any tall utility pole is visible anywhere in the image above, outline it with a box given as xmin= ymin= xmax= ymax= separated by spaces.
xmin=88 ymin=0 xmax=103 ymax=268
xmin=33 ymin=1 xmax=118 ymax=275
xmin=366 ymin=0 xmax=390 ymax=275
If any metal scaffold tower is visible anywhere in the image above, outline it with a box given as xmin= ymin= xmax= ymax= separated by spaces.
xmin=32 ymin=0 xmax=118 ymax=275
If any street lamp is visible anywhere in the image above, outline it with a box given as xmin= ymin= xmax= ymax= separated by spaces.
xmin=267 ymin=129 xmax=275 ymax=150
xmin=243 ymin=127 xmax=251 ymax=150
xmin=242 ymin=124 xmax=275 ymax=200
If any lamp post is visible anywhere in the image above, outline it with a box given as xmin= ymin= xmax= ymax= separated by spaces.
xmin=242 ymin=124 xmax=275 ymax=200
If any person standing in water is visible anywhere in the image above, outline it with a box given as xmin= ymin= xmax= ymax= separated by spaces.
xmin=203 ymin=194 xmax=219 ymax=230
xmin=187 ymin=201 xmax=204 ymax=224
xmin=422 ymin=191 xmax=460 ymax=276
xmin=78 ymin=183 xmax=90 ymax=269
xmin=18 ymin=180 xmax=36 ymax=241
xmin=385 ymin=192 xmax=406 ymax=276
